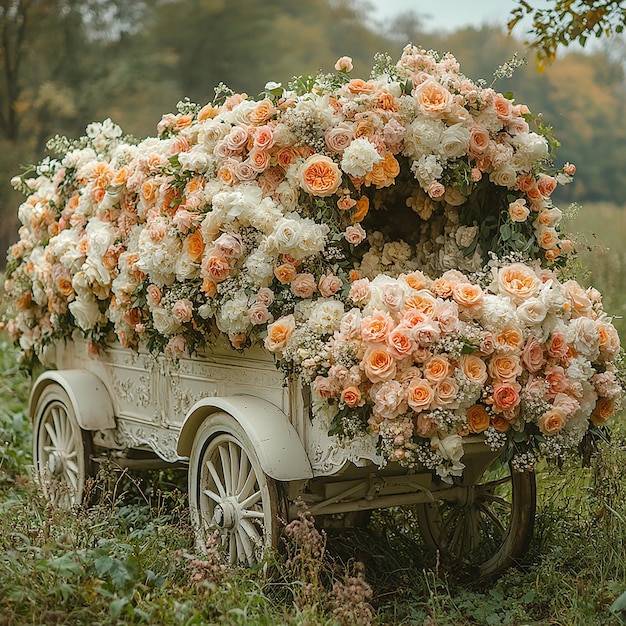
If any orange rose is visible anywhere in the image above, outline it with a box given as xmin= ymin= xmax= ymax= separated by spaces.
xmin=299 ymin=154 xmax=342 ymax=197
xmin=490 ymin=415 xmax=511 ymax=432
xmin=57 ymin=277 xmax=74 ymax=298
xmin=185 ymin=231 xmax=205 ymax=263
xmin=264 ymin=314 xmax=296 ymax=352
xmin=467 ymin=404 xmax=491 ymax=433
xmin=274 ymin=263 xmax=297 ymax=284
xmin=201 ymin=278 xmax=217 ymax=297
xmin=591 ymin=397 xmax=616 ymax=427
xmin=352 ymin=196 xmax=370 ymax=222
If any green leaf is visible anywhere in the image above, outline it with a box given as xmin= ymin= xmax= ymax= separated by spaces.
xmin=110 ymin=598 xmax=129 ymax=620
xmin=500 ymin=223 xmax=512 ymax=241
xmin=611 ymin=590 xmax=626 ymax=621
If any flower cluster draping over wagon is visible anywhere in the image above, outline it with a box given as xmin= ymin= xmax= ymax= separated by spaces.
xmin=4 ymin=45 xmax=623 ymax=480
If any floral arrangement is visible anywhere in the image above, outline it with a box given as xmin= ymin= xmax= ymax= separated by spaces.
xmin=4 ymin=45 xmax=623 ymax=479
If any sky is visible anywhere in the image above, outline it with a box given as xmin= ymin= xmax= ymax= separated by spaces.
xmin=367 ymin=0 xmax=523 ymax=32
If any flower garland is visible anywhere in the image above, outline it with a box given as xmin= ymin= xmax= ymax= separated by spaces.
xmin=4 ymin=45 xmax=623 ymax=479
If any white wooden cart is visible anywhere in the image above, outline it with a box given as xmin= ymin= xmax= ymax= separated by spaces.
xmin=30 ymin=337 xmax=536 ymax=578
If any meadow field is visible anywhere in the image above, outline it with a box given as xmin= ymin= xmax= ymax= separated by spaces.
xmin=1 ymin=202 xmax=625 ymax=625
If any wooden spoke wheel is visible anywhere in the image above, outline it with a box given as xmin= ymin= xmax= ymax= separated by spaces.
xmin=32 ymin=385 xmax=93 ymax=507
xmin=416 ymin=460 xmax=536 ymax=579
xmin=188 ymin=413 xmax=282 ymax=565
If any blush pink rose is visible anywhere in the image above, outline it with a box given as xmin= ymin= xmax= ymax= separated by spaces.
xmin=291 ymin=273 xmax=317 ymax=298
xmin=318 ymin=273 xmax=343 ymax=297
xmin=172 ymin=299 xmax=193 ymax=323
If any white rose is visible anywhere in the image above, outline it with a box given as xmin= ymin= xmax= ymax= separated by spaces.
xmin=69 ymin=295 xmax=102 ymax=330
xmin=489 ymin=165 xmax=518 ymax=189
xmin=440 ymin=123 xmax=470 ymax=160
xmin=516 ymin=297 xmax=548 ymax=326
xmin=175 ymin=254 xmax=200 ymax=281
xmin=152 ymin=306 xmax=181 ymax=336
xmin=86 ymin=218 xmax=115 ymax=258
xmin=178 ymin=148 xmax=211 ymax=173
xmin=433 ymin=433 xmax=465 ymax=465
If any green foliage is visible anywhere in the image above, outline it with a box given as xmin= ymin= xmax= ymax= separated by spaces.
xmin=508 ymin=0 xmax=626 ymax=68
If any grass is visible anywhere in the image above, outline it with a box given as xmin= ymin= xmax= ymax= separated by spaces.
xmin=1 ymin=202 xmax=626 ymax=624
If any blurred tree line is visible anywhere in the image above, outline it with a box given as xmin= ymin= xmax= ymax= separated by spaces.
xmin=1 ymin=0 xmax=625 ymax=262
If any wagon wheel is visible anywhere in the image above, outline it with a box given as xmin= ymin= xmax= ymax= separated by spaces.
xmin=32 ymin=385 xmax=93 ymax=507
xmin=188 ymin=412 xmax=283 ymax=565
xmin=416 ymin=459 xmax=536 ymax=579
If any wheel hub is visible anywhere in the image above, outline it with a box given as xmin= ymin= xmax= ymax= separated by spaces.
xmin=47 ymin=450 xmax=64 ymax=476
xmin=213 ymin=500 xmax=238 ymax=530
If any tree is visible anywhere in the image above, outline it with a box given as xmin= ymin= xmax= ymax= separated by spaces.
xmin=508 ymin=0 xmax=626 ymax=67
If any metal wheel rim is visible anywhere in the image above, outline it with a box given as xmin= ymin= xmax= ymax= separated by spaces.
xmin=36 ymin=400 xmax=86 ymax=507
xmin=197 ymin=432 xmax=273 ymax=565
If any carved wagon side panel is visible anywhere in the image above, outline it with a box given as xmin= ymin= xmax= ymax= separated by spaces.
xmin=163 ymin=349 xmax=289 ymax=428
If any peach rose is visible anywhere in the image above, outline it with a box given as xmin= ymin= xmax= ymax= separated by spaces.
xmin=468 ymin=124 xmax=490 ymax=155
xmin=201 ymin=278 xmax=217 ymax=297
xmin=203 ymin=249 xmax=231 ymax=282
xmin=459 ymin=354 xmax=488 ymax=385
xmin=488 ymin=354 xmax=523 ymax=382
xmin=248 ymin=303 xmax=272 ymax=326
xmin=335 ymin=56 xmax=354 ymax=72
xmin=413 ymin=78 xmax=452 ymax=117
xmin=341 ymin=385 xmax=364 ymax=408
xmin=423 ymin=355 xmax=451 ymax=384
xmin=264 ymin=314 xmax=296 ymax=352
xmin=407 ymin=378 xmax=435 ymax=412
xmin=249 ymin=100 xmax=275 ymax=125
xmin=349 ymin=278 xmax=371 ymax=304
xmin=497 ymin=263 xmax=541 ymax=303
xmin=147 ymin=284 xmax=162 ymax=306
xmin=291 ymin=273 xmax=317 ymax=298
xmin=490 ymin=415 xmax=511 ymax=432
xmin=548 ymin=330 xmax=569 ymax=359
xmin=538 ymin=408 xmax=565 ymax=435
xmin=299 ymin=154 xmax=342 ymax=197
xmin=537 ymin=175 xmax=557 ymax=198
xmin=492 ymin=382 xmax=521 ymax=412
xmin=404 ymin=291 xmax=437 ymax=317
xmin=386 ymin=326 xmax=415 ymax=359
xmin=345 ymin=223 xmax=366 ymax=245
xmin=318 ymin=273 xmax=343 ymax=297
xmin=452 ymin=282 xmax=484 ymax=310
xmin=509 ymin=198 xmax=530 ymax=222
xmin=521 ymin=336 xmax=546 ymax=374
xmin=361 ymin=346 xmax=397 ymax=383
xmin=545 ymin=365 xmax=570 ymax=396
xmin=597 ymin=321 xmax=621 ymax=360
xmin=361 ymin=310 xmax=394 ymax=343
xmin=467 ymin=404 xmax=491 ymax=433
xmin=172 ymin=299 xmax=193 ymax=324
xmin=434 ymin=378 xmax=459 ymax=408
